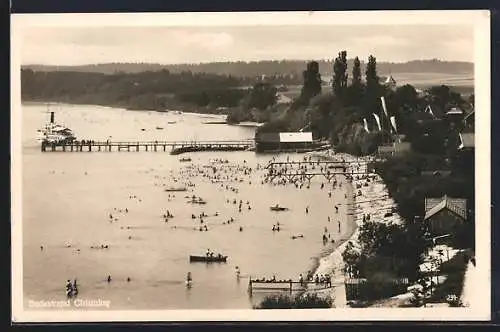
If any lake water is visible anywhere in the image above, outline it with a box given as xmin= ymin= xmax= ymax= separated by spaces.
xmin=21 ymin=103 xmax=355 ymax=310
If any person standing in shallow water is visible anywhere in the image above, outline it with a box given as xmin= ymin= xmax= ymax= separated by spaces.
xmin=65 ymin=280 xmax=72 ymax=298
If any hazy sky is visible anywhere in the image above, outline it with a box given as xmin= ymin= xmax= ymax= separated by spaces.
xmin=20 ymin=25 xmax=474 ymax=65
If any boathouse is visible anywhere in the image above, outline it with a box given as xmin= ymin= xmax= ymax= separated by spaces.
xmin=254 ymin=131 xmax=314 ymax=152
xmin=423 ymin=195 xmax=468 ymax=236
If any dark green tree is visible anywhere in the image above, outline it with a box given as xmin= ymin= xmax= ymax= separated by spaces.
xmin=300 ymin=61 xmax=322 ymax=103
xmin=341 ymin=56 xmax=364 ymax=106
xmin=351 ymin=56 xmax=362 ymax=87
xmin=365 ymin=55 xmax=380 ymax=89
xmin=246 ymin=82 xmax=277 ymax=110
xmin=332 ymin=50 xmax=348 ymax=97
xmin=468 ymin=93 xmax=474 ymax=108
xmin=361 ymin=55 xmax=382 ymax=118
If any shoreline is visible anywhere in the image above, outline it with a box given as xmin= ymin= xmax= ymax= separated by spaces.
xmin=21 ymin=100 xmax=232 ymax=118
xmin=303 ymin=150 xmax=377 ymax=307
xmin=299 ymin=151 xmax=358 ymax=300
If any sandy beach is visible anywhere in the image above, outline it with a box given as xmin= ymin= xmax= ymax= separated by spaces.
xmin=303 ymin=150 xmax=406 ymax=307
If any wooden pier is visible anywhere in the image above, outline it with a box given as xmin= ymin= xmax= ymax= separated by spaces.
xmin=247 ymin=278 xmax=335 ymax=296
xmin=264 ymin=160 xmax=370 ymax=183
xmin=40 ymin=139 xmax=255 ymax=155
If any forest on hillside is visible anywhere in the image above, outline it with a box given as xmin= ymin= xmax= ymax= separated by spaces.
xmin=21 ymin=69 xmax=281 ymax=113
xmin=23 ymin=59 xmax=473 ymax=77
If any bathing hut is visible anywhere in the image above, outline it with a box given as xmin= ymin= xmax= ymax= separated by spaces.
xmin=254 ymin=131 xmax=315 ymax=152
xmin=423 ymin=195 xmax=468 ymax=236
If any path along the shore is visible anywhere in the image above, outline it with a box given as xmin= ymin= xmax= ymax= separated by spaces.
xmin=306 ymin=151 xmax=404 ymax=308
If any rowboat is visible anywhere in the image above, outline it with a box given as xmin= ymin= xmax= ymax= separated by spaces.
xmin=270 ymin=205 xmax=289 ymax=211
xmin=165 ymin=187 xmax=187 ymax=192
xmin=189 ymin=255 xmax=228 ymax=263
xmin=188 ymin=198 xmax=207 ymax=204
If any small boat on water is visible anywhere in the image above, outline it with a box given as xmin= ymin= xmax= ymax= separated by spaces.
xmin=188 ymin=198 xmax=207 ymax=205
xmin=156 ymin=126 xmax=164 ymax=130
xmin=165 ymin=187 xmax=187 ymax=192
xmin=270 ymin=205 xmax=289 ymax=212
xmin=179 ymin=157 xmax=192 ymax=162
xmin=168 ymin=121 xmax=177 ymax=124
xmin=189 ymin=255 xmax=228 ymax=263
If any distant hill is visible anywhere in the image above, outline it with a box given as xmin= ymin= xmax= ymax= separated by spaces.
xmin=23 ymin=59 xmax=473 ymax=78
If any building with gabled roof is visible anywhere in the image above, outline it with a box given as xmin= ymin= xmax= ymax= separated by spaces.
xmin=424 ymin=195 xmax=468 ymax=236
xmin=383 ymin=74 xmax=397 ymax=90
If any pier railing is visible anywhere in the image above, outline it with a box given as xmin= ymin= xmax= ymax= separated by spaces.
xmin=248 ymin=278 xmax=335 ymax=296
xmin=40 ymin=139 xmax=255 ymax=154
xmin=71 ymin=139 xmax=255 ymax=146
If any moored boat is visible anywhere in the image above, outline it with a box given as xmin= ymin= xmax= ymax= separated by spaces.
xmin=188 ymin=198 xmax=207 ymax=204
xmin=189 ymin=255 xmax=228 ymax=263
xmin=165 ymin=187 xmax=187 ymax=192
xmin=37 ymin=110 xmax=76 ymax=144
xmin=270 ymin=205 xmax=289 ymax=211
